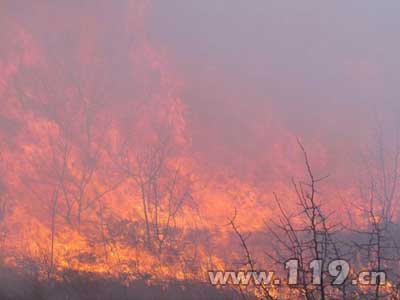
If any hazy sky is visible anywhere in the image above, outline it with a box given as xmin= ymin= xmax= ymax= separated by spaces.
xmin=146 ymin=1 xmax=400 ymax=177
xmin=149 ymin=1 xmax=400 ymax=127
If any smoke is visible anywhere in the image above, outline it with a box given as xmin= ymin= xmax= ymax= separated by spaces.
xmin=1 ymin=1 xmax=400 ymax=290
xmin=149 ymin=0 xmax=400 ymax=178
xmin=2 ymin=0 xmax=400 ymax=183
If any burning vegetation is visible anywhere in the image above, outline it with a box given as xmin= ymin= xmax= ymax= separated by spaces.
xmin=1 ymin=1 xmax=400 ymax=299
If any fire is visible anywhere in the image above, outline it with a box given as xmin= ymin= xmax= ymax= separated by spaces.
xmin=1 ymin=1 xmax=400 ymax=299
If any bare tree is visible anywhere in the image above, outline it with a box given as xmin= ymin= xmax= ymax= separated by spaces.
xmin=350 ymin=121 xmax=400 ymax=300
xmin=267 ymin=139 xmax=347 ymax=300
xmin=10 ymin=54 xmax=125 ymax=276
xmin=228 ymin=209 xmax=275 ymax=300
xmin=112 ymin=130 xmax=193 ymax=255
